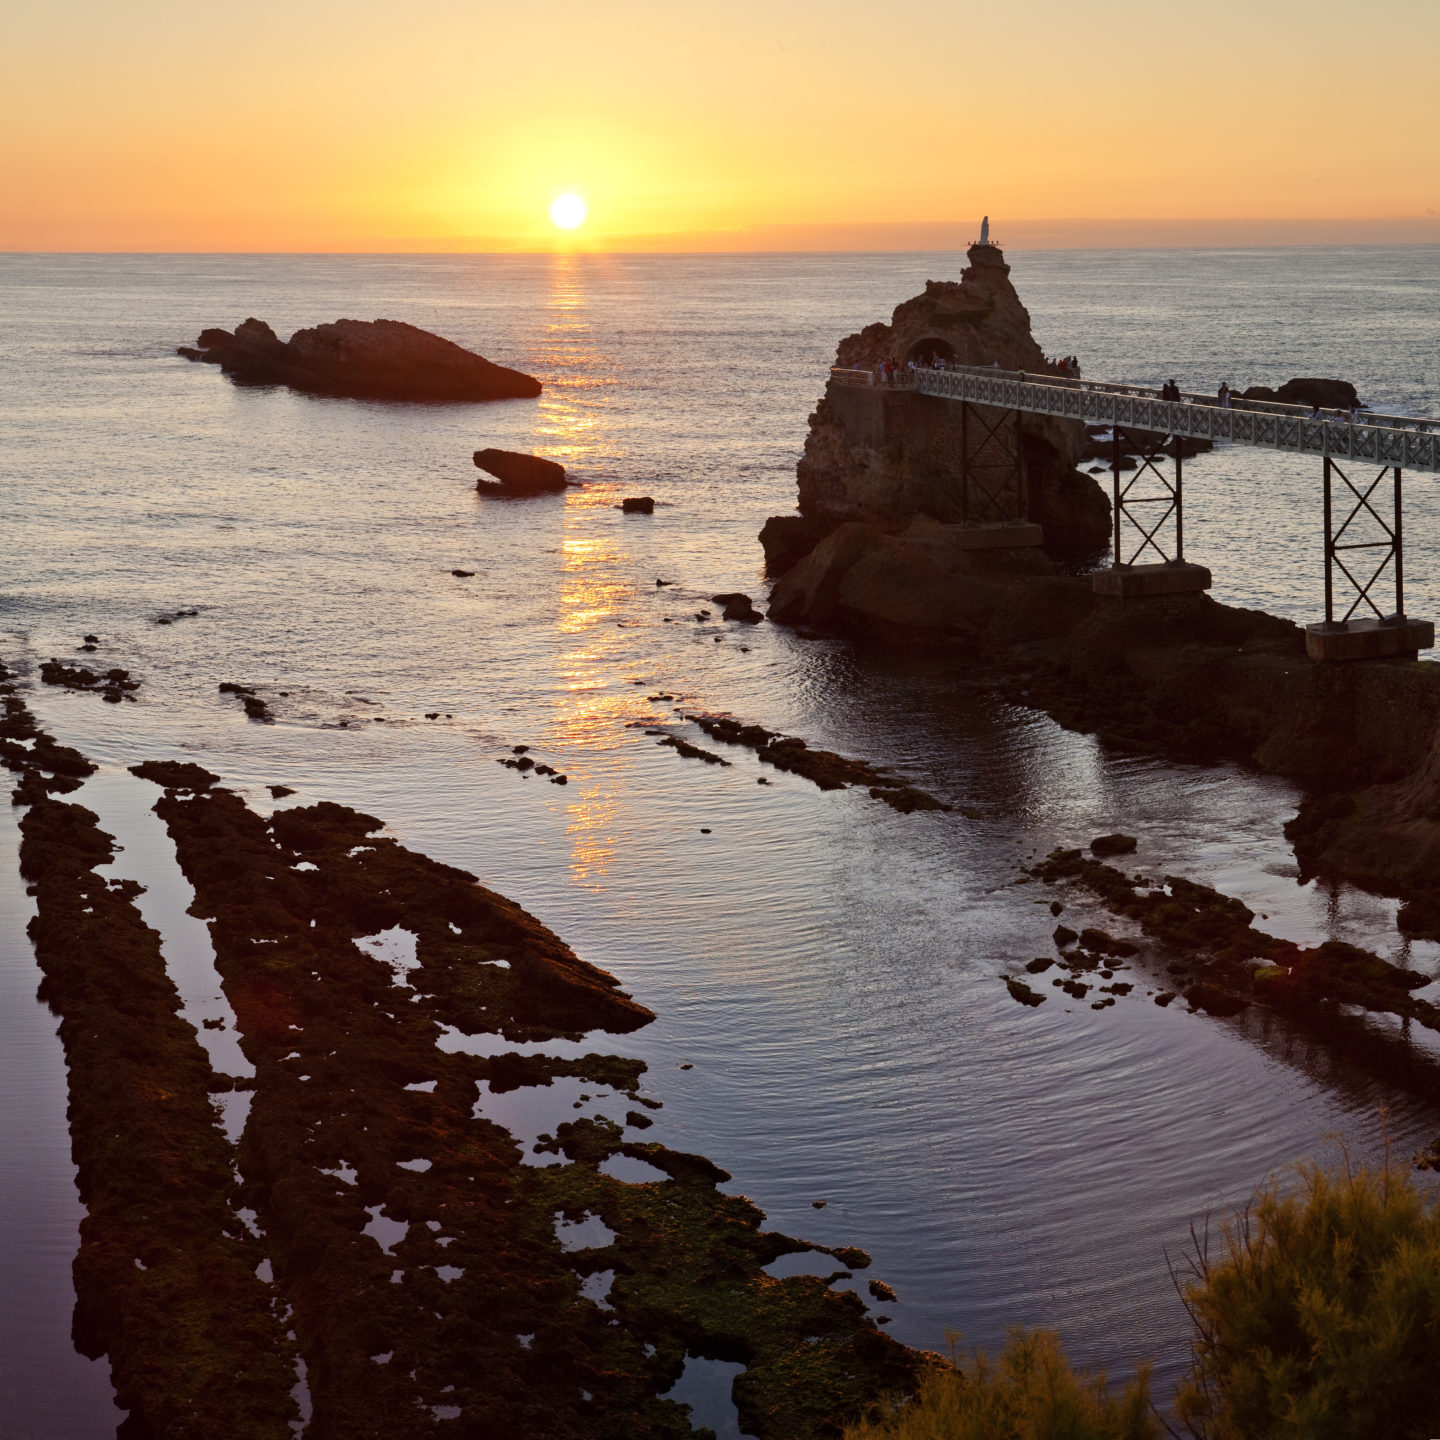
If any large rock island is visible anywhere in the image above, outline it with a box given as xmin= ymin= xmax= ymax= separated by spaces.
xmin=179 ymin=317 xmax=542 ymax=401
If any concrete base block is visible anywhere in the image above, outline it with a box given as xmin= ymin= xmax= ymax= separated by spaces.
xmin=1091 ymin=562 xmax=1212 ymax=598
xmin=953 ymin=522 xmax=1045 ymax=551
xmin=1305 ymin=617 xmax=1434 ymax=662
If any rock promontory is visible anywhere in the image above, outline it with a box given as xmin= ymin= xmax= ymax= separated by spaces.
xmin=760 ymin=243 xmax=1111 ymax=595
xmin=179 ymin=318 xmax=542 ymax=401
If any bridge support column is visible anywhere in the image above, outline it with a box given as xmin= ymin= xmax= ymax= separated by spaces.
xmin=952 ymin=401 xmax=1044 ymax=548
xmin=1092 ymin=428 xmax=1210 ymax=598
xmin=1305 ymin=459 xmax=1433 ymax=660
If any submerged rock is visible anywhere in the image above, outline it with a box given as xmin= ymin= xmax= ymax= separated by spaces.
xmin=473 ymin=448 xmax=568 ymax=495
xmin=179 ymin=317 xmax=541 ymax=401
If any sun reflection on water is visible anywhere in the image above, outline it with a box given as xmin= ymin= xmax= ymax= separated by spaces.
xmin=539 ymin=255 xmax=652 ymax=887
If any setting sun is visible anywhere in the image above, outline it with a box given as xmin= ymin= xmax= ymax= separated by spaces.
xmin=549 ymin=193 xmax=587 ymax=231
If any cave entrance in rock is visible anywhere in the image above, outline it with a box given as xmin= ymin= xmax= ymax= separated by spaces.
xmin=907 ymin=337 xmax=955 ymax=367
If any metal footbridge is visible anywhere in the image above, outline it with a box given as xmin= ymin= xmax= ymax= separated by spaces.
xmin=827 ymin=362 xmax=1438 ymax=659
xmin=833 ymin=363 xmax=1440 ymax=473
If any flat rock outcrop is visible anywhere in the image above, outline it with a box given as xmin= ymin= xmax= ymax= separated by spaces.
xmin=473 ymin=448 xmax=569 ymax=494
xmin=761 ymin=244 xmax=1110 ymax=580
xmin=180 ymin=318 xmax=541 ymax=401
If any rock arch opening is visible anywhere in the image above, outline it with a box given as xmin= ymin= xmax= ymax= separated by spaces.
xmin=907 ymin=337 xmax=956 ymax=366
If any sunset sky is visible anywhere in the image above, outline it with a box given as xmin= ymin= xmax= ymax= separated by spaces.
xmin=5 ymin=0 xmax=1438 ymax=251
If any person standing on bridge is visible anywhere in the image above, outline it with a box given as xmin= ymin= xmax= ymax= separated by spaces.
xmin=1218 ymin=382 xmax=1231 ymax=408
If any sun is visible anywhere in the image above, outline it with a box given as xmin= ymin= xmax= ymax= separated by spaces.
xmin=550 ymin=194 xmax=587 ymax=231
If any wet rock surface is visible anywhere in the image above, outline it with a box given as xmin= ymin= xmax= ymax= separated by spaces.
xmin=685 ymin=712 xmax=950 ymax=813
xmin=1028 ymin=847 xmax=1438 ymax=1033
xmin=6 ymin=678 xmax=919 ymax=1436
xmin=41 ymin=659 xmax=140 ymax=704
xmin=620 ymin=496 xmax=655 ymax=514
xmin=103 ymin=773 xmax=919 ymax=1436
xmin=218 ymin=682 xmax=273 ymax=723
xmin=2 ymin=674 xmax=297 ymax=1438
xmin=180 ymin=318 xmax=541 ymax=402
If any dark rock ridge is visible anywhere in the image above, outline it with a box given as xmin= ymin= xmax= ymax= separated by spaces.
xmin=473 ymin=448 xmax=568 ymax=495
xmin=179 ymin=318 xmax=541 ymax=402
xmin=761 ymin=243 xmax=1111 ymax=580
xmin=686 ymin=712 xmax=950 ymax=813
xmin=1031 ymin=846 xmax=1440 ymax=1034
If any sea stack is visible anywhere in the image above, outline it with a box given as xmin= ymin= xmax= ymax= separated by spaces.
xmin=759 ymin=244 xmax=1110 ymax=633
xmin=760 ymin=243 xmax=1109 ymax=585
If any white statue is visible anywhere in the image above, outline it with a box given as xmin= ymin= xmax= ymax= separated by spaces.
xmin=979 ymin=215 xmax=990 ymax=246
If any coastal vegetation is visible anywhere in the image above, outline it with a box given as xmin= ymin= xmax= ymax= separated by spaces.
xmin=842 ymin=1330 xmax=1156 ymax=1440
xmin=847 ymin=1161 xmax=1440 ymax=1440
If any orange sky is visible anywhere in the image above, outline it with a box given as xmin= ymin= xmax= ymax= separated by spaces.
xmin=4 ymin=0 xmax=1438 ymax=251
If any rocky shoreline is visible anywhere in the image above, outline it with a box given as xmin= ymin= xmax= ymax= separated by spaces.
xmin=758 ymin=245 xmax=1440 ymax=929
xmin=1 ymin=661 xmax=924 ymax=1439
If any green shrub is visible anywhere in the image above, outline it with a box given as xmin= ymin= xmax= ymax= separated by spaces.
xmin=842 ymin=1329 xmax=1157 ymax=1440
xmin=1176 ymin=1161 xmax=1440 ymax=1440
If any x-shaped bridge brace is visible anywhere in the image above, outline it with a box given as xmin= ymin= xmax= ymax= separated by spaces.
xmin=1323 ymin=457 xmax=1406 ymax=624
xmin=960 ymin=402 xmax=1027 ymax=525
xmin=1111 ymin=427 xmax=1185 ymax=566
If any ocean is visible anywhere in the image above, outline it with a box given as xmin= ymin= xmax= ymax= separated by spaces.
xmin=2 ymin=246 xmax=1439 ymax=1436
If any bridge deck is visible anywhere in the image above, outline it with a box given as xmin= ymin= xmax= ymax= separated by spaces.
xmin=829 ymin=365 xmax=1440 ymax=475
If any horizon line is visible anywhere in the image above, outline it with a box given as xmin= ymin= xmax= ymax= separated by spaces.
xmin=7 ymin=216 xmax=1440 ymax=256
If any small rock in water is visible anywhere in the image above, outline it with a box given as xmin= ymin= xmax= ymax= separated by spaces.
xmin=620 ymin=496 xmax=655 ymax=514
xmin=812 ymin=1200 xmax=827 ymax=1209
xmin=699 ymin=827 xmax=711 ymax=834
xmin=1090 ymin=833 xmax=1138 ymax=857
xmin=710 ymin=592 xmax=764 ymax=624
xmin=867 ymin=1280 xmax=897 ymax=1303
xmin=1005 ymin=977 xmax=1046 ymax=1007
xmin=268 ymin=785 xmax=295 ymax=798
xmin=1053 ymin=925 xmax=1078 ymax=948
xmin=451 ymin=569 xmax=475 ymax=578
xmin=512 ymin=745 xmax=529 ymax=754
xmin=655 ymin=578 xmax=675 ymax=586
xmin=1050 ymin=901 xmax=1064 ymax=916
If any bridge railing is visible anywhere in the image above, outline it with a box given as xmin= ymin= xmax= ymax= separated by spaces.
xmin=827 ymin=365 xmax=1440 ymax=474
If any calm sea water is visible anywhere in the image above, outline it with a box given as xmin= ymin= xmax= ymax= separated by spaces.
xmin=2 ymin=247 xmax=1440 ymax=1436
